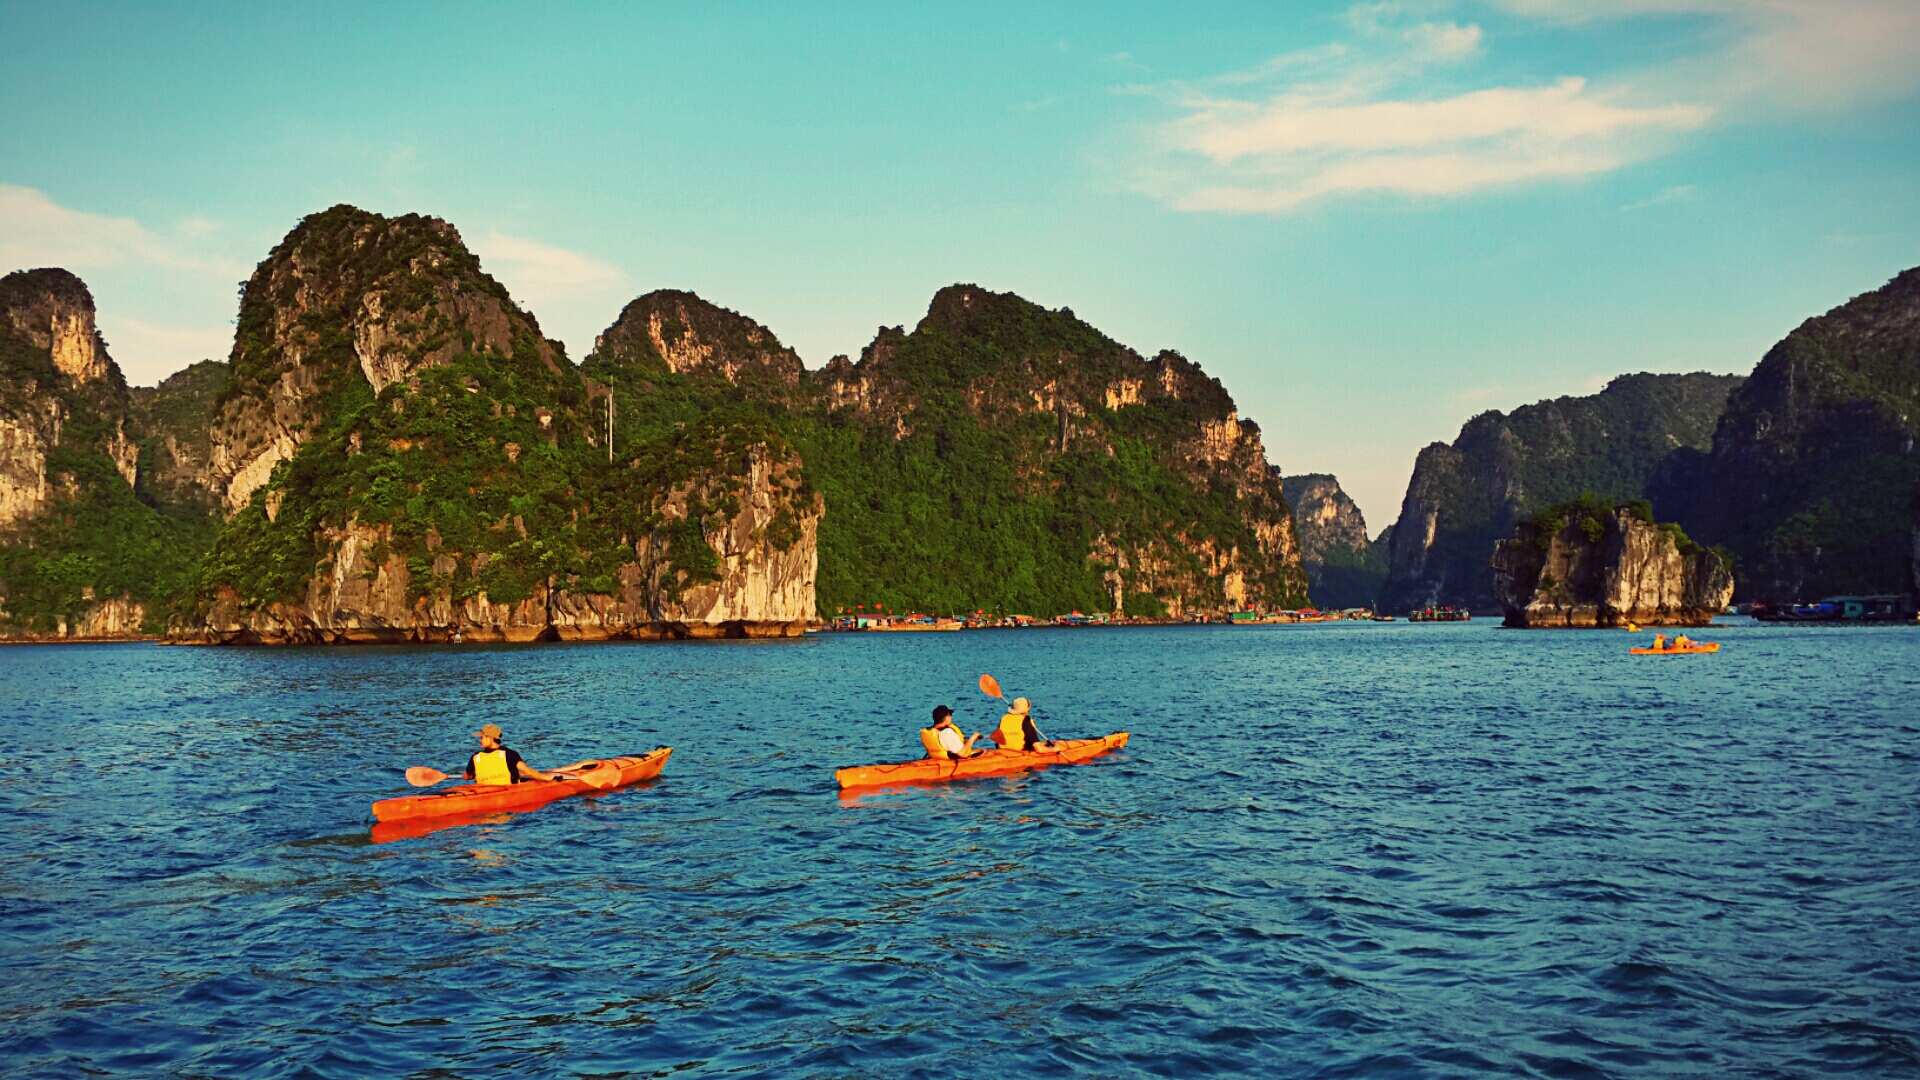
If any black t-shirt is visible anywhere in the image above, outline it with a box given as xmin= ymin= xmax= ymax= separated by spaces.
xmin=465 ymin=747 xmax=526 ymax=783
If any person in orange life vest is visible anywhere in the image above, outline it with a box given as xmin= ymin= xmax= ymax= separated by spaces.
xmin=464 ymin=723 xmax=555 ymax=785
xmin=994 ymin=697 xmax=1057 ymax=752
xmin=925 ymin=705 xmax=983 ymax=759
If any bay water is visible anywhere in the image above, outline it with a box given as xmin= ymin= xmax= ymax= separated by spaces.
xmin=2 ymin=620 xmax=1916 ymax=1077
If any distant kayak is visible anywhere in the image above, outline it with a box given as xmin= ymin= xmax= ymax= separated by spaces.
xmin=1630 ymin=643 xmax=1720 ymax=655
xmin=835 ymin=733 xmax=1128 ymax=790
xmin=372 ymin=748 xmax=672 ymax=823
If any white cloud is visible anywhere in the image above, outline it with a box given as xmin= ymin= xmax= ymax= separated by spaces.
xmin=1622 ymin=183 xmax=1698 ymax=210
xmin=1494 ymin=0 xmax=1920 ymax=112
xmin=472 ymin=230 xmax=626 ymax=304
xmin=0 ymin=183 xmax=247 ymax=276
xmin=470 ymin=230 xmax=632 ymax=361
xmin=1129 ymin=0 xmax=1919 ymax=214
xmin=1 ymin=184 xmax=178 ymax=270
xmin=98 ymin=317 xmax=233 ymax=386
xmin=1158 ymin=71 xmax=1707 ymax=213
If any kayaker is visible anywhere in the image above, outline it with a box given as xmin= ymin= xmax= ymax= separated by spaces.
xmin=994 ymin=698 xmax=1056 ymax=752
xmin=1651 ymin=633 xmax=1667 ymax=651
xmin=464 ymin=723 xmax=555 ymax=785
xmin=922 ymin=705 xmax=983 ymax=760
xmin=1673 ymin=633 xmax=1693 ymax=648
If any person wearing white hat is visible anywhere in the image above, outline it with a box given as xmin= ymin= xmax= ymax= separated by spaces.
xmin=992 ymin=697 xmax=1055 ymax=752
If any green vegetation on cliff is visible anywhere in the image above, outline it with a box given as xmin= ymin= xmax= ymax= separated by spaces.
xmin=11 ymin=211 xmax=1308 ymax=633
xmin=0 ymin=447 xmax=213 ymax=633
xmin=0 ymin=269 xmax=216 ymax=636
xmin=1653 ymin=268 xmax=1920 ymax=599
xmin=196 ymin=208 xmax=812 ymax=621
xmin=585 ymin=284 xmax=1309 ymax=617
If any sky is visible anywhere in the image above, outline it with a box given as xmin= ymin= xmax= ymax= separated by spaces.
xmin=2 ymin=1 xmax=1917 ymax=525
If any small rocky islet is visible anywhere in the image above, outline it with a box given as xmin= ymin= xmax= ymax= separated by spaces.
xmin=2 ymin=204 xmax=1917 ymax=642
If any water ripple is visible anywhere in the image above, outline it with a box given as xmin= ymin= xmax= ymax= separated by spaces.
xmin=1 ymin=621 xmax=1917 ymax=1076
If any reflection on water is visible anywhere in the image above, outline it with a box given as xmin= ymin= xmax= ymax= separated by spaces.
xmin=2 ymin=622 xmax=1917 ymax=1077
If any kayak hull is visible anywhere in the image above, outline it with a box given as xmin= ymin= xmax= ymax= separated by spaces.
xmin=835 ymin=732 xmax=1128 ymax=790
xmin=1629 ymin=643 xmax=1720 ymax=654
xmin=371 ymin=748 xmax=672 ymax=823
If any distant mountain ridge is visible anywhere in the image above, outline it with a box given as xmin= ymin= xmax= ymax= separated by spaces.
xmin=1377 ymin=372 xmax=1746 ymax=614
xmin=1281 ymin=474 xmax=1386 ymax=609
xmin=1652 ymin=268 xmax=1920 ymax=600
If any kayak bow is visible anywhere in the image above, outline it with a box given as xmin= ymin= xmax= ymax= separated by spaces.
xmin=835 ymin=732 xmax=1128 ymax=790
xmin=371 ymin=747 xmax=672 ymax=823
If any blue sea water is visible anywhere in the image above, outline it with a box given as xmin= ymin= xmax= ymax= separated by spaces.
xmin=1 ymin=619 xmax=1916 ymax=1078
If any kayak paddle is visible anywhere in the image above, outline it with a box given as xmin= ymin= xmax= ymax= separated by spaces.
xmin=406 ymin=762 xmax=620 ymax=788
xmin=406 ymin=766 xmax=449 ymax=787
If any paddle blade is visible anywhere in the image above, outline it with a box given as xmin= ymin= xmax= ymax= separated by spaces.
xmin=580 ymin=762 xmax=622 ymax=789
xmin=978 ymin=673 xmax=1003 ymax=699
xmin=405 ymin=766 xmax=448 ymax=788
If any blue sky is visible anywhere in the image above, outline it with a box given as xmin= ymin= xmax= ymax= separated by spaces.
xmin=3 ymin=1 xmax=1917 ymax=523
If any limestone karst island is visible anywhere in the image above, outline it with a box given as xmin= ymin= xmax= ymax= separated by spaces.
xmin=4 ymin=212 xmax=1917 ymax=640
xmin=7 ymin=4 xmax=1920 ymax=1077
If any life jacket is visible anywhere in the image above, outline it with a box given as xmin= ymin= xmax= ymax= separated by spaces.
xmin=472 ymin=748 xmax=514 ymax=785
xmin=997 ymin=713 xmax=1030 ymax=752
xmin=920 ymin=728 xmax=947 ymax=760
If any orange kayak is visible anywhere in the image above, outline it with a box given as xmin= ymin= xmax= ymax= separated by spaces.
xmin=371 ymin=748 xmax=672 ymax=823
xmin=835 ymin=733 xmax=1128 ymax=790
xmin=1630 ymin=643 xmax=1720 ymax=655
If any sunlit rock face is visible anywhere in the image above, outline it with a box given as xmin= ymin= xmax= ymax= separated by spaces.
xmin=1281 ymin=474 xmax=1385 ymax=610
xmin=175 ymin=206 xmax=820 ymax=645
xmin=1491 ymin=507 xmax=1733 ymax=628
xmin=0 ymin=269 xmax=127 ymax=526
xmin=206 ymin=206 xmax=558 ymax=515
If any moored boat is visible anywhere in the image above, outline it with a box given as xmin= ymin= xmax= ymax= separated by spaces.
xmin=372 ymin=747 xmax=672 ymax=823
xmin=835 ymin=733 xmax=1128 ymax=790
xmin=1408 ymin=606 xmax=1471 ymax=622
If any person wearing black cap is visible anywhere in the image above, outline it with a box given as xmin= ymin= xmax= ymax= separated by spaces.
xmin=922 ymin=705 xmax=983 ymax=760
xmin=464 ymin=723 xmax=556 ymax=785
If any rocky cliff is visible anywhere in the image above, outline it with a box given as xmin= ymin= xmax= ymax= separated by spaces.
xmin=1652 ymin=267 xmax=1920 ymax=600
xmin=178 ymin=206 xmax=818 ymax=643
xmin=1490 ymin=497 xmax=1733 ymax=628
xmin=1378 ymin=372 xmax=1745 ymax=615
xmin=1281 ymin=473 xmax=1385 ymax=609
xmin=589 ymin=290 xmax=806 ymax=393
xmin=14 ymin=210 xmax=1305 ymax=639
xmin=797 ymin=285 xmax=1307 ymax=617
xmin=129 ymin=360 xmax=228 ymax=512
xmin=583 ymin=284 xmax=1307 ymax=618
xmin=0 ymin=269 xmax=215 ymax=639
